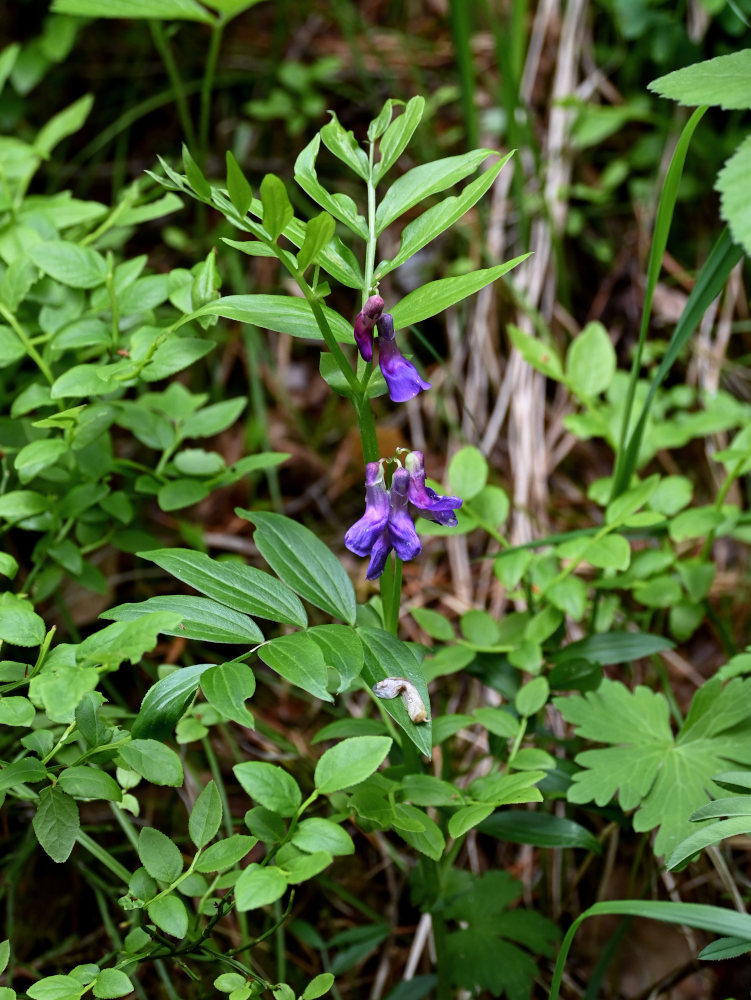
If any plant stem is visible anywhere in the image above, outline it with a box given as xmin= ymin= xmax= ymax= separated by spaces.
xmin=0 ymin=303 xmax=54 ymax=384
xmin=149 ymin=21 xmax=197 ymax=151
xmin=200 ymin=18 xmax=224 ymax=166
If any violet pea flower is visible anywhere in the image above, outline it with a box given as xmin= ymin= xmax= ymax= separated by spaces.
xmin=353 ymin=294 xmax=384 ymax=363
xmin=364 ymin=466 xmax=422 ymax=580
xmin=376 ymin=313 xmax=431 ymax=403
xmin=344 ymin=461 xmax=389 ymax=556
xmin=405 ymin=450 xmax=463 ymax=527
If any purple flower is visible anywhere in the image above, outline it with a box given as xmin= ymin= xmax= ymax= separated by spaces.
xmin=376 ymin=314 xmax=431 ymax=403
xmin=344 ymin=461 xmax=389 ymax=556
xmin=405 ymin=450 xmax=462 ymax=527
xmin=353 ymin=294 xmax=384 ymax=363
xmin=346 ymin=464 xmax=422 ymax=580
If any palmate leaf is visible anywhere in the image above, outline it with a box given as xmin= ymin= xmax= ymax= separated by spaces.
xmin=555 ymin=677 xmax=751 ymax=856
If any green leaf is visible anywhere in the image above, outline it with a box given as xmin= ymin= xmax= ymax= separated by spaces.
xmin=182 ymin=397 xmax=246 ymax=437
xmin=33 ymin=787 xmax=79 ymax=863
xmin=0 ymin=696 xmax=34 ymax=727
xmin=717 ymin=134 xmax=751 ymax=257
xmin=373 ymin=96 xmax=425 ymax=182
xmin=359 ymin=627 xmax=432 ymax=756
xmin=201 ymin=661 xmax=256 ymax=728
xmin=27 ymin=241 xmax=107 ymax=289
xmin=0 ymin=490 xmax=48 ymax=521
xmin=549 ymin=630 xmax=673 ymax=666
xmin=515 ymin=677 xmax=549 ymax=717
xmin=235 ymin=863 xmax=287 ymax=911
xmin=58 ymin=767 xmax=122 ymax=802
xmin=104 ymin=595 xmax=263 ymax=645
xmin=0 ymin=757 xmax=49 ymax=792
xmin=565 ymin=322 xmax=616 ymax=397
xmin=307 ymin=624 xmax=364 ymax=692
xmin=14 ymin=436 xmax=66 ymax=484
xmin=0 ymin=939 xmax=8 ymax=976
xmin=118 ymin=739 xmax=183 ymax=787
xmin=76 ymin=613 xmax=180 ymax=669
xmin=376 ymin=148 xmax=497 ymax=232
xmin=238 ymin=509 xmax=356 ymax=623
xmin=555 ymin=677 xmax=751 ymax=856
xmin=92 ymin=969 xmax=134 ymax=999
xmin=649 ymin=50 xmax=751 ymax=110
xmin=391 ymin=259 xmax=528 ymax=331
xmin=448 ymin=804 xmax=495 ymax=839
xmin=0 ymin=594 xmax=45 ymax=646
xmin=138 ymin=826 xmax=183 ymax=883
xmin=410 ymin=607 xmax=455 ymax=642
xmin=315 ymin=736 xmax=393 ymax=794
xmin=258 ymin=632 xmax=332 ymax=703
xmin=189 ymin=780 xmax=223 ymax=848
xmin=376 ymin=153 xmax=512 ymax=279
xmin=395 ymin=804 xmax=445 ymax=860
xmin=479 ymin=811 xmax=601 ymax=853
xmin=51 ymin=0 xmax=214 ymax=20
xmin=298 ymin=211 xmax=336 ymax=272
xmin=194 ymin=834 xmax=256 ymax=872
xmin=278 ymin=848 xmax=332 ymax=883
xmin=301 ymin=973 xmax=336 ymax=1000
xmin=448 ymin=446 xmax=487 ymax=500
xmin=27 ymin=975 xmax=84 ymax=1000
xmin=147 ymin=895 xmax=189 ymax=938
xmin=667 ymin=816 xmax=751 ymax=871
xmin=215 ymin=973 xmax=246 ymax=993
xmin=320 ymin=113 xmax=369 ymax=179
xmin=34 ymin=94 xmax=94 ymax=156
xmin=141 ymin=336 xmax=214 ymax=382
xmin=226 ymin=150 xmax=252 ymax=216
xmin=182 ymin=144 xmax=211 ymax=198
xmin=507 ymin=324 xmax=564 ymax=380
xmin=294 ymin=134 xmax=368 ymax=238
xmin=291 ymin=817 xmax=355 ymax=856
xmin=194 ymin=294 xmax=353 ymax=342
xmin=140 ymin=548 xmax=307 ymax=626
xmin=233 ymin=761 xmax=302 ymax=817
xmin=260 ymin=173 xmax=294 ymax=241
xmin=131 ymin=664 xmax=209 ymax=741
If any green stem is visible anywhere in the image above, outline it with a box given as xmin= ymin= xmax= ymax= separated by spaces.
xmin=0 ymin=303 xmax=54 ymax=384
xmin=363 ymin=139 xmax=378 ymax=303
xmin=356 ymin=394 xmax=379 ymax=464
xmin=199 ymin=18 xmax=225 ymax=166
xmin=149 ymin=21 xmax=197 ymax=150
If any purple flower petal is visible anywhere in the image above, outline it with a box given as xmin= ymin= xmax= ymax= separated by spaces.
xmin=405 ymin=450 xmax=462 ymax=527
xmin=344 ymin=461 xmax=389 ymax=556
xmin=377 ymin=334 xmax=431 ymax=404
xmin=353 ymin=295 xmax=385 ymax=363
xmin=388 ymin=467 xmax=422 ymax=561
xmin=366 ymin=528 xmax=392 ymax=580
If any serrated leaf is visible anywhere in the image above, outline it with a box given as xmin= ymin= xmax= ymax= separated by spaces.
xmin=717 ymin=134 xmax=751 ymax=257
xmin=138 ymin=826 xmax=183 ymax=883
xmin=189 ymin=780 xmax=223 ymax=848
xmin=147 ymin=894 xmax=189 ymax=937
xmin=649 ymin=50 xmax=751 ymax=111
xmin=315 ymin=736 xmax=392 ymax=794
xmin=555 ymin=677 xmax=751 ymax=856
xmin=27 ymin=241 xmax=106 ymax=289
xmin=118 ymin=739 xmax=183 ymax=787
xmin=235 ymin=863 xmax=287 ymax=911
xmin=201 ymin=661 xmax=256 ymax=728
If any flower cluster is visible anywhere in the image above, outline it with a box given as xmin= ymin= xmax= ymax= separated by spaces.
xmin=354 ymin=295 xmax=430 ymax=403
xmin=345 ymin=452 xmax=462 ymax=579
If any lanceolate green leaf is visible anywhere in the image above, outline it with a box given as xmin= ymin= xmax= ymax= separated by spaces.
xmin=376 ymin=148 xmax=498 ymax=233
xmin=295 ymin=135 xmax=368 ymax=238
xmin=131 ymin=663 xmax=211 ymax=740
xmin=193 ymin=294 xmax=353 ymax=343
xmin=237 ymin=510 xmax=356 ymax=624
xmin=103 ymin=595 xmax=263 ymax=645
xmin=549 ymin=900 xmax=751 ymax=1000
xmin=373 ymin=95 xmax=425 ymax=183
xmin=376 ymin=153 xmax=513 ymax=279
xmin=258 ymin=632 xmax=333 ymax=703
xmin=359 ymin=627 xmax=432 ymax=756
xmin=51 ymin=0 xmax=215 ymax=20
xmin=139 ymin=548 xmax=307 ymax=627
xmin=391 ymin=258 xmax=529 ymax=331
xmin=612 ymin=226 xmax=743 ymax=496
